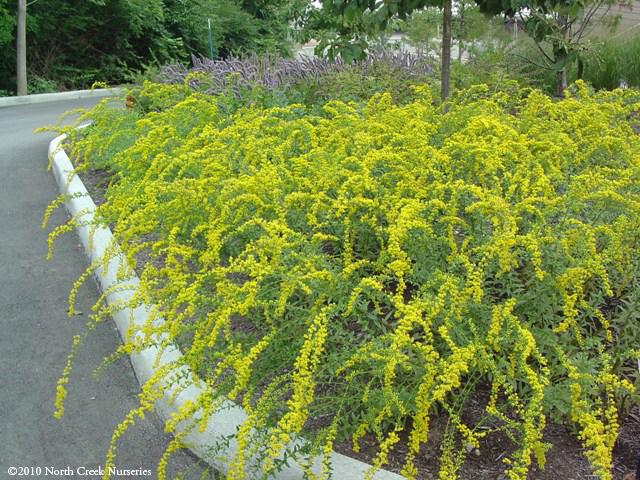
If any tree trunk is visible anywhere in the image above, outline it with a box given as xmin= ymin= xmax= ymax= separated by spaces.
xmin=17 ymin=0 xmax=27 ymax=96
xmin=441 ymin=0 xmax=452 ymax=100
xmin=458 ymin=39 xmax=463 ymax=62
xmin=555 ymin=68 xmax=567 ymax=97
xmin=577 ymin=57 xmax=584 ymax=80
xmin=553 ymin=15 xmax=569 ymax=98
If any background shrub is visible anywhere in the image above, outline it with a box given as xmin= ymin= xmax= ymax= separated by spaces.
xmin=491 ymin=34 xmax=640 ymax=95
xmin=0 ymin=0 xmax=308 ymax=95
xmin=158 ymin=51 xmax=434 ymax=109
xmin=582 ymin=34 xmax=640 ymax=90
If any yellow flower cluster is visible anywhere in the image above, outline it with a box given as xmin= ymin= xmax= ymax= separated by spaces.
xmin=45 ymin=80 xmax=640 ymax=479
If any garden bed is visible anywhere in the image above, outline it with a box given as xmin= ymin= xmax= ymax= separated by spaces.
xmin=336 ymin=402 xmax=640 ymax=480
xmin=46 ymin=78 xmax=640 ymax=480
xmin=78 ymin=157 xmax=640 ymax=480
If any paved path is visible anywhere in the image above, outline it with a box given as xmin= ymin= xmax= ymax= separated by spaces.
xmin=0 ymin=99 xmax=207 ymax=479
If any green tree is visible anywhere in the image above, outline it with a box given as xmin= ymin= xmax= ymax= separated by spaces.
xmin=0 ymin=0 xmax=12 ymax=45
xmin=403 ymin=7 xmax=441 ymax=51
xmin=402 ymin=2 xmax=490 ymax=61
xmin=317 ymin=0 xmax=456 ymax=100
xmin=163 ymin=0 xmax=309 ymax=58
xmin=0 ymin=0 xmax=310 ymax=95
xmin=477 ymin=0 xmax=626 ymax=95
xmin=0 ymin=0 xmax=183 ymax=93
xmin=452 ymin=0 xmax=487 ymax=61
xmin=163 ymin=0 xmax=258 ymax=58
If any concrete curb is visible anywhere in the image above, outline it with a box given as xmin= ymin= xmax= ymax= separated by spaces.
xmin=1 ymin=88 xmax=122 ymax=108
xmin=48 ymin=133 xmax=404 ymax=480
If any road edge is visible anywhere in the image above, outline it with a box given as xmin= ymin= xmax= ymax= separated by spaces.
xmin=1 ymin=89 xmax=123 ymax=108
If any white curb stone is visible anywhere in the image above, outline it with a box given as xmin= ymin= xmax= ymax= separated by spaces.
xmin=0 ymin=88 xmax=122 ymax=108
xmin=48 ymin=133 xmax=404 ymax=480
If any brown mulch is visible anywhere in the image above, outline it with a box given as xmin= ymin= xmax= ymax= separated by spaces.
xmin=78 ymin=166 xmax=110 ymax=207
xmin=334 ymin=405 xmax=640 ymax=480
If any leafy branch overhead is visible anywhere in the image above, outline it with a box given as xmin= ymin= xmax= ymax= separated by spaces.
xmin=476 ymin=0 xmax=629 ymax=93
xmin=315 ymin=0 xmax=445 ymax=60
xmin=315 ymin=0 xmax=457 ymax=99
xmin=316 ymin=0 xmax=626 ymax=97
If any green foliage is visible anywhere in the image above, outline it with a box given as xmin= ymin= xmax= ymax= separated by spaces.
xmin=301 ymin=64 xmax=429 ymax=106
xmin=0 ymin=0 xmax=13 ymax=95
xmin=316 ymin=0 xmax=444 ymax=60
xmin=0 ymin=0 xmax=309 ymax=95
xmin=402 ymin=7 xmax=442 ymax=50
xmin=47 ymin=81 xmax=640 ymax=480
xmin=122 ymin=62 xmax=163 ymax=85
xmin=286 ymin=56 xmax=434 ymax=108
xmin=449 ymin=49 xmax=520 ymax=93
xmin=496 ymin=33 xmax=640 ymax=95
xmin=0 ymin=0 xmax=14 ymax=47
xmin=582 ymin=35 xmax=640 ymax=90
xmin=162 ymin=0 xmax=308 ymax=59
xmin=156 ymin=52 xmax=434 ymax=113
xmin=27 ymin=75 xmax=59 ymax=94
xmin=451 ymin=0 xmax=487 ymax=44
xmin=0 ymin=0 xmax=180 ymax=94
xmin=476 ymin=0 xmax=625 ymax=94
xmin=400 ymin=1 xmax=505 ymax=62
xmin=484 ymin=37 xmax=565 ymax=96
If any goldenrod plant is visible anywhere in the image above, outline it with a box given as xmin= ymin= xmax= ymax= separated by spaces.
xmin=45 ymin=79 xmax=640 ymax=480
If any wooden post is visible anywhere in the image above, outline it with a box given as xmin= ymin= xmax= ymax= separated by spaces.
xmin=441 ymin=0 xmax=452 ymax=100
xmin=17 ymin=0 xmax=27 ymax=96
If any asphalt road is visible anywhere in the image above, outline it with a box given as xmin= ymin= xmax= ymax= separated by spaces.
xmin=0 ymin=99 xmax=208 ymax=480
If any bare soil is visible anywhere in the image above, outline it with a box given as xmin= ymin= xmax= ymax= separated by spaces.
xmin=335 ymin=406 xmax=639 ymax=480
xmin=80 ymin=166 xmax=110 ymax=206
